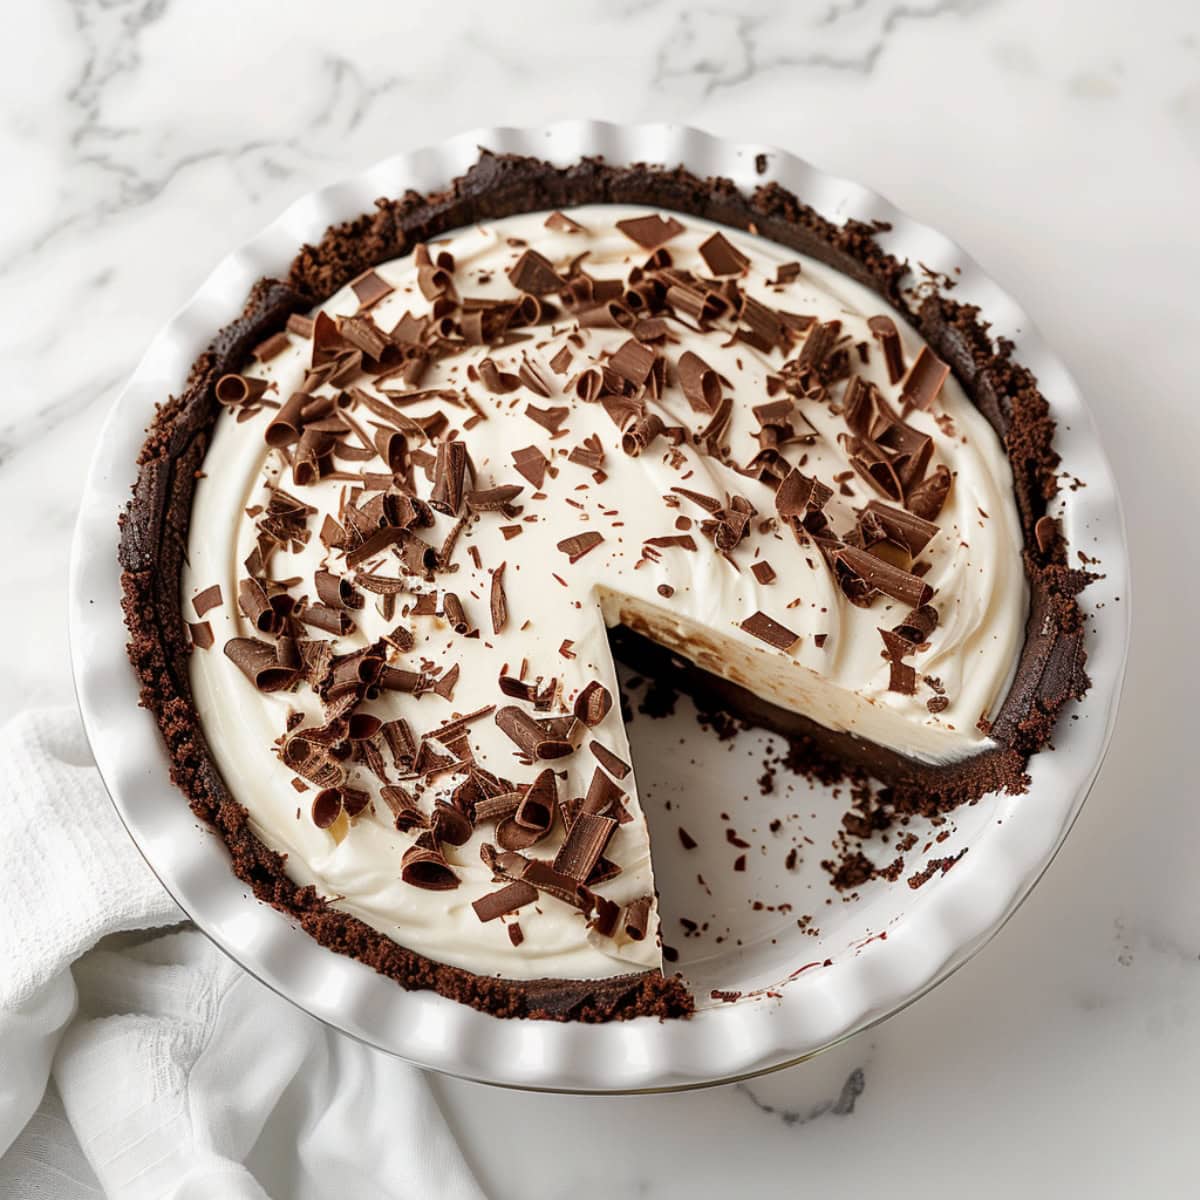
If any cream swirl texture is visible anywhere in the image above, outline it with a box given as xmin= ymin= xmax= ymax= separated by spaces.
xmin=183 ymin=207 xmax=1026 ymax=981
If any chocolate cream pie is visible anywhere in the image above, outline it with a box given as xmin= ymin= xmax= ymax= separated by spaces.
xmin=120 ymin=152 xmax=1090 ymax=1021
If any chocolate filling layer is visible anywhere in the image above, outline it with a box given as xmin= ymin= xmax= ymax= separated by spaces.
xmin=119 ymin=150 xmax=1089 ymax=1021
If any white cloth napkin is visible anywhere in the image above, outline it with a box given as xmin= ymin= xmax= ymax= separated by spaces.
xmin=0 ymin=709 xmax=484 ymax=1200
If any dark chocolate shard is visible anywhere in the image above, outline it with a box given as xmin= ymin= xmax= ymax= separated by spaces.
xmin=507 ymin=249 xmax=565 ymax=295
xmin=192 ymin=584 xmax=223 ymax=618
xmin=906 ymin=464 xmax=952 ymax=521
xmin=511 ymin=445 xmax=549 ymax=488
xmin=899 ymin=345 xmax=950 ymax=411
xmin=698 ymin=231 xmax=749 ymax=276
xmin=188 ymin=621 xmax=214 ymax=650
xmin=472 ymin=880 xmax=538 ymax=922
xmin=350 ymin=268 xmax=394 ymax=311
xmin=573 ymin=681 xmax=613 ymax=727
xmin=615 ymin=213 xmax=685 ymax=249
xmin=867 ymin=314 xmax=905 ymax=385
xmin=739 ymin=611 xmax=800 ymax=652
xmin=556 ymin=531 xmax=604 ymax=563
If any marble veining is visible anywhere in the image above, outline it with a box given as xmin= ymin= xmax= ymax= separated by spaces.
xmin=3 ymin=0 xmax=1196 ymax=1194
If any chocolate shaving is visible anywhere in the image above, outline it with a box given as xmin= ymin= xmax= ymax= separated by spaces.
xmin=834 ymin=545 xmax=934 ymax=607
xmin=621 ymin=412 xmax=665 ymax=457
xmin=511 ymin=445 xmax=549 ymax=488
xmin=861 ymin=500 xmax=940 ymax=556
xmin=573 ymin=681 xmax=612 ymax=727
xmin=615 ymin=213 xmax=684 ymax=249
xmin=224 ymin=637 xmax=299 ymax=692
xmin=740 ymin=611 xmax=799 ymax=651
xmin=490 ymin=562 xmax=508 ymax=635
xmin=906 ymin=465 xmax=952 ymax=521
xmin=588 ymin=739 xmax=630 ymax=780
xmin=751 ymin=561 xmax=777 ymax=584
xmin=472 ymin=880 xmax=538 ymax=923
xmin=192 ymin=584 xmax=223 ymax=618
xmin=350 ymin=268 xmax=394 ymax=311
xmin=556 ymin=531 xmax=604 ymax=563
xmin=621 ymin=896 xmax=653 ymax=941
xmin=400 ymin=842 xmax=459 ymax=891
xmin=430 ymin=440 xmax=471 ymax=516
xmin=698 ymin=231 xmax=749 ymax=276
xmin=525 ymin=403 xmax=569 ymax=433
xmin=899 ymin=346 xmax=950 ymax=412
xmin=608 ymin=339 xmax=656 ymax=389
xmin=507 ymin=249 xmax=565 ymax=295
xmin=553 ymin=812 xmax=617 ymax=881
xmin=867 ymin=314 xmax=906 ymax=384
xmin=545 ymin=211 xmax=585 ymax=234
xmin=676 ymin=350 xmax=720 ymax=413
xmin=893 ymin=603 xmax=939 ymax=645
xmin=188 ymin=621 xmax=214 ymax=649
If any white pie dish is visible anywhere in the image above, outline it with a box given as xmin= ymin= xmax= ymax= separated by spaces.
xmin=68 ymin=120 xmax=1129 ymax=1092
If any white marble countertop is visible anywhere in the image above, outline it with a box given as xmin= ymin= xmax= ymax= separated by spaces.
xmin=4 ymin=0 xmax=1197 ymax=1194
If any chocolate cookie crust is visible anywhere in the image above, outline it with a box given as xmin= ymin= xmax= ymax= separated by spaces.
xmin=119 ymin=150 xmax=1089 ymax=1021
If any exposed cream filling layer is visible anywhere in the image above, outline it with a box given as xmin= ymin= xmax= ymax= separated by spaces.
xmin=183 ymin=206 xmax=1026 ymax=981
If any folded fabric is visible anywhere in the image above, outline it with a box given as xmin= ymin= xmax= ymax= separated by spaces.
xmin=0 ymin=709 xmax=484 ymax=1200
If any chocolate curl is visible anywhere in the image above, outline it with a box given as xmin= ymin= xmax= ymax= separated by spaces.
xmin=834 ymin=545 xmax=934 ymax=608
xmin=429 ymin=440 xmax=471 ymax=516
xmin=515 ymin=769 xmax=557 ymax=833
xmin=893 ymin=603 xmax=939 ymax=646
xmin=373 ymin=426 xmax=407 ymax=473
xmin=297 ymin=604 xmax=355 ymax=637
xmin=401 ymin=842 xmax=459 ymax=891
xmin=224 ymin=637 xmax=299 ymax=692
xmin=471 ymin=881 xmax=538 ymax=923
xmin=442 ymin=592 xmax=470 ymax=635
xmin=621 ymin=412 xmax=665 ymax=457
xmin=676 ymin=351 xmax=721 ymax=413
xmin=283 ymin=734 xmax=346 ymax=789
xmin=861 ymin=501 xmax=940 ymax=557
xmin=621 ymin=895 xmax=653 ymax=941
xmin=432 ymin=802 xmax=474 ymax=847
xmin=215 ymin=373 xmax=269 ymax=408
xmin=573 ymin=681 xmax=613 ymax=727
xmin=293 ymin=428 xmax=334 ymax=486
xmin=573 ymin=367 xmax=605 ymax=402
xmin=845 ymin=435 xmax=904 ymax=503
xmin=495 ymin=707 xmax=582 ymax=760
xmin=554 ymin=812 xmax=618 ymax=882
xmin=237 ymin=578 xmax=282 ymax=635
xmin=265 ymin=392 xmax=310 ymax=448
xmin=311 ymin=787 xmax=344 ymax=830
xmin=907 ymin=465 xmax=952 ymax=521
xmin=380 ymin=785 xmax=428 ymax=832
xmin=576 ymin=300 xmax=635 ymax=330
xmin=868 ymin=315 xmax=906 ymax=384
xmin=314 ymin=569 xmax=363 ymax=611
xmin=477 ymin=357 xmax=522 ymax=394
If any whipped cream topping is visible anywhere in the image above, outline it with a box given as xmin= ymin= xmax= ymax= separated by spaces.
xmin=183 ymin=206 xmax=1026 ymax=982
